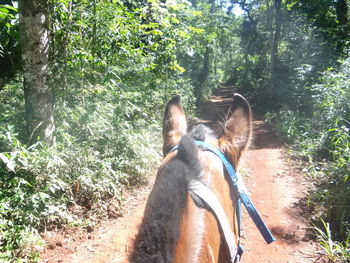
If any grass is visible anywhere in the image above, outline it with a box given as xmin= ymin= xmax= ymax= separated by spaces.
xmin=313 ymin=219 xmax=350 ymax=263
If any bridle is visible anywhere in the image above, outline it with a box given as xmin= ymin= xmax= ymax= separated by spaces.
xmin=170 ymin=140 xmax=276 ymax=262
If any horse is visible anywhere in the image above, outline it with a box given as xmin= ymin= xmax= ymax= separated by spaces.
xmin=130 ymin=93 xmax=252 ymax=263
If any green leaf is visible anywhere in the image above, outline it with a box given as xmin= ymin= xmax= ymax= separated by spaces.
xmin=0 ymin=5 xmax=18 ymax=12
xmin=0 ymin=153 xmax=15 ymax=172
xmin=0 ymin=7 xmax=9 ymax=14
xmin=188 ymin=26 xmax=205 ymax=34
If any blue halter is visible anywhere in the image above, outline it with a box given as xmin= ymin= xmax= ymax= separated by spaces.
xmin=170 ymin=140 xmax=276 ymax=245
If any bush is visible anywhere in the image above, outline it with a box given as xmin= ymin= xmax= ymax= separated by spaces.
xmin=267 ymin=57 xmax=350 ymax=249
xmin=0 ymin=71 xmax=197 ymax=261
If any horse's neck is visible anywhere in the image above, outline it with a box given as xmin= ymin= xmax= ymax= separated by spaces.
xmin=173 ymin=159 xmax=238 ymax=263
xmin=173 ymin=194 xmax=231 ymax=263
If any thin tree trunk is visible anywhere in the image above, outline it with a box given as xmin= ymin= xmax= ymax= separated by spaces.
xmin=336 ymin=0 xmax=348 ymax=25
xmin=92 ymin=0 xmax=97 ymax=58
xmin=195 ymin=46 xmax=211 ymax=106
xmin=268 ymin=0 xmax=282 ymax=100
xmin=237 ymin=1 xmax=259 ymax=82
xmin=62 ymin=0 xmax=72 ymax=96
xmin=266 ymin=0 xmax=273 ymax=68
xmin=335 ymin=0 xmax=349 ymax=46
xmin=270 ymin=0 xmax=282 ymax=78
xmin=91 ymin=0 xmax=97 ymax=83
xmin=19 ymin=0 xmax=55 ymax=144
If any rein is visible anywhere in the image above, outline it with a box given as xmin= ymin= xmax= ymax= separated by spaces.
xmin=170 ymin=140 xmax=276 ymax=262
xmin=188 ymin=179 xmax=238 ymax=263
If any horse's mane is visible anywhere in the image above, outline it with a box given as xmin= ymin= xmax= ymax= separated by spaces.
xmin=130 ymin=130 xmax=204 ymax=263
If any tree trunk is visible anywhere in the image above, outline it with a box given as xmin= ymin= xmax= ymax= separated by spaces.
xmin=19 ymin=0 xmax=55 ymax=144
xmin=270 ymin=0 xmax=282 ymax=78
xmin=268 ymin=0 xmax=282 ymax=101
xmin=335 ymin=0 xmax=349 ymax=45
xmin=195 ymin=46 xmax=211 ymax=107
xmin=336 ymin=0 xmax=348 ymax=25
xmin=266 ymin=0 xmax=273 ymax=64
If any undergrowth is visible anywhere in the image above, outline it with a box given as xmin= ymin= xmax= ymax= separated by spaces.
xmin=313 ymin=219 xmax=350 ymax=263
xmin=266 ymin=57 xmax=350 ymax=262
xmin=0 ymin=76 xmax=196 ymax=262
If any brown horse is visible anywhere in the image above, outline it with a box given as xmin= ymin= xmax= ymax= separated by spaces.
xmin=130 ymin=93 xmax=252 ymax=263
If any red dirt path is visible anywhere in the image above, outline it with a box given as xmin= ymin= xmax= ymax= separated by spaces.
xmin=40 ymin=88 xmax=318 ymax=263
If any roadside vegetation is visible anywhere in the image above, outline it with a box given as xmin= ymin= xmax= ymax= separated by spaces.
xmin=0 ymin=0 xmax=349 ymax=262
xmin=268 ymin=57 xmax=350 ymax=262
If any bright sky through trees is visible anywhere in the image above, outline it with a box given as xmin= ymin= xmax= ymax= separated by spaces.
xmin=232 ymin=4 xmax=244 ymax=16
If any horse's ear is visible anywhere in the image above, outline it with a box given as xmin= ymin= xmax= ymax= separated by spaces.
xmin=219 ymin=93 xmax=252 ymax=166
xmin=162 ymin=95 xmax=187 ymax=156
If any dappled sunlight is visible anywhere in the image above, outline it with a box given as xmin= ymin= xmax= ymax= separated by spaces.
xmin=0 ymin=0 xmax=349 ymax=261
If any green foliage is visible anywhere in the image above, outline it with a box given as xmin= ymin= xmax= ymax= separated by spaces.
xmin=286 ymin=0 xmax=350 ymax=52
xmin=0 ymin=79 xmax=164 ymax=261
xmin=1 ymin=0 xmax=349 ymax=261
xmin=313 ymin=219 xmax=350 ymax=263
xmin=0 ymin=77 xmax=25 ymax=139
xmin=176 ymin=0 xmax=242 ymax=105
xmin=0 ymin=0 xmax=201 ymax=260
xmin=0 ymin=3 xmax=20 ymax=84
xmin=226 ymin=0 xmax=344 ymax=110
xmin=49 ymin=0 xmax=194 ymax=87
xmin=0 ymin=4 xmax=18 ymax=54
xmin=267 ymin=57 xmax=350 ymax=244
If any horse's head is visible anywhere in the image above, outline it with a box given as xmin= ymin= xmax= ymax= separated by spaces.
xmin=131 ymin=93 xmax=252 ymax=263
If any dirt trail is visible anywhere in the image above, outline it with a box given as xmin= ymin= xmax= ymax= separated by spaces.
xmin=240 ymin=122 xmax=316 ymax=262
xmin=40 ymin=88 xmax=317 ymax=263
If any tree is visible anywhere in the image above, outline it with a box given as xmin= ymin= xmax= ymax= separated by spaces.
xmin=268 ymin=0 xmax=282 ymax=100
xmin=288 ymin=0 xmax=350 ymax=52
xmin=19 ymin=0 xmax=54 ymax=144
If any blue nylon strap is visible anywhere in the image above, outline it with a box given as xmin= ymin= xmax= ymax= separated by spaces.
xmin=169 ymin=140 xmax=276 ymax=245
xmin=239 ymin=191 xmax=276 ymax=244
xmin=194 ymin=141 xmax=238 ymax=187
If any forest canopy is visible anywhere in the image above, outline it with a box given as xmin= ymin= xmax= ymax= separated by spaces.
xmin=0 ymin=0 xmax=349 ymax=262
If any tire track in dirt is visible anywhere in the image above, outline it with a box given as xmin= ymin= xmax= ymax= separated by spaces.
xmin=40 ymin=88 xmax=317 ymax=263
